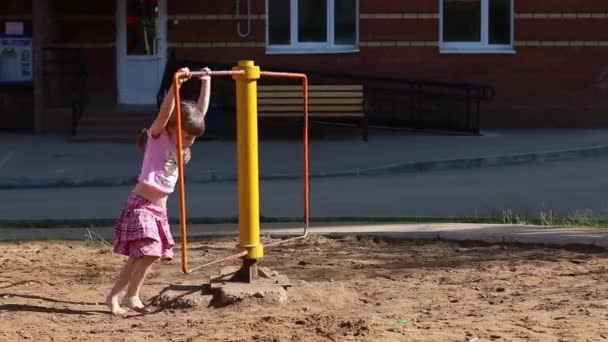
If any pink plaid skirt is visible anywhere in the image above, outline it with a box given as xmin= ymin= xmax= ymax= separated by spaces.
xmin=113 ymin=194 xmax=175 ymax=260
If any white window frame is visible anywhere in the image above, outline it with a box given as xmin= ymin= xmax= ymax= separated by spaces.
xmin=266 ymin=0 xmax=359 ymax=55
xmin=439 ymin=0 xmax=515 ymax=54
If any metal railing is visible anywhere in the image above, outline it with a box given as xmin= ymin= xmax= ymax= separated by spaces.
xmin=157 ymin=54 xmax=494 ymax=135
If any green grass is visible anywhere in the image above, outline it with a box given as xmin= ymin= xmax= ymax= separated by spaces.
xmin=84 ymin=227 xmax=112 ymax=251
xmin=489 ymin=209 xmax=607 ymax=228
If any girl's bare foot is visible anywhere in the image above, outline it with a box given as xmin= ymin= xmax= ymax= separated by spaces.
xmin=107 ymin=296 xmax=127 ymax=316
xmin=122 ymin=296 xmax=149 ymax=314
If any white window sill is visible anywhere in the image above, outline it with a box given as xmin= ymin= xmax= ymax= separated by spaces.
xmin=265 ymin=46 xmax=360 ymax=55
xmin=440 ymin=47 xmax=516 ymax=55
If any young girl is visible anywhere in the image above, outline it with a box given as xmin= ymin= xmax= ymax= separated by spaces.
xmin=106 ymin=67 xmax=211 ymax=315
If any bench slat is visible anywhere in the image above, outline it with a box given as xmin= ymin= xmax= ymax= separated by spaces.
xmin=259 ymin=105 xmax=363 ymax=112
xmin=259 ymin=98 xmax=363 ymax=105
xmin=258 ymin=91 xmax=363 ymax=98
xmin=258 ymin=84 xmax=367 ymax=141
xmin=258 ymin=85 xmax=363 ymax=91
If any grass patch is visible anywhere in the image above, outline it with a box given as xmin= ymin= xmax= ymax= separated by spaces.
xmin=490 ymin=209 xmax=606 ymax=228
xmin=84 ymin=228 xmax=112 ymax=251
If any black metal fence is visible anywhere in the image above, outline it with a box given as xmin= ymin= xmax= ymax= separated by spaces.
xmin=157 ymin=53 xmax=494 ymax=135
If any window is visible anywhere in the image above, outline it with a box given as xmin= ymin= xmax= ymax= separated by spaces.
xmin=267 ymin=0 xmax=358 ymax=54
xmin=440 ymin=0 xmax=513 ymax=53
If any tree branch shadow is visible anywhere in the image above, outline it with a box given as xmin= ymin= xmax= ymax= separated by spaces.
xmin=0 ymin=281 xmax=42 ymax=290
xmin=0 ymin=293 xmax=98 ymax=306
xmin=0 ymin=304 xmax=106 ymax=315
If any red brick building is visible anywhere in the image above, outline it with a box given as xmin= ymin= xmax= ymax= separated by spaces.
xmin=1 ymin=0 xmax=608 ymax=137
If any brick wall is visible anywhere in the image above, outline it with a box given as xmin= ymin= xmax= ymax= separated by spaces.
xmin=166 ymin=0 xmax=608 ymax=128
xmin=0 ymin=1 xmax=33 ymax=131
xmin=48 ymin=1 xmax=117 ymax=106
xmin=10 ymin=0 xmax=606 ymax=132
xmin=0 ymin=0 xmax=32 ymax=34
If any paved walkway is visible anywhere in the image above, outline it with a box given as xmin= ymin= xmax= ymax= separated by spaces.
xmin=2 ymin=155 xmax=608 ymax=221
xmin=1 ymin=223 xmax=607 ymax=249
xmin=1 ymin=129 xmax=608 ymax=188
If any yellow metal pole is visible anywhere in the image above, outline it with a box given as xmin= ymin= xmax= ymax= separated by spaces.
xmin=232 ymin=60 xmax=264 ymax=260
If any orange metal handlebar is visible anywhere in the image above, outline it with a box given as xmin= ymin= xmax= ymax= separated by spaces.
xmin=190 ymin=70 xmax=245 ymax=77
xmin=172 ymin=74 xmax=189 ymax=274
xmin=260 ymin=71 xmax=310 ymax=227
xmin=173 ymin=69 xmax=247 ymax=274
xmin=173 ymin=70 xmax=244 ymax=273
xmin=174 ymin=68 xmax=310 ymax=274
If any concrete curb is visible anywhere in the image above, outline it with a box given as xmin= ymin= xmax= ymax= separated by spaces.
xmin=2 ymin=144 xmax=608 ymax=189
xmin=1 ymin=225 xmax=607 ymax=249
xmin=438 ymin=231 xmax=605 ymax=248
xmin=264 ymin=231 xmax=608 ymax=249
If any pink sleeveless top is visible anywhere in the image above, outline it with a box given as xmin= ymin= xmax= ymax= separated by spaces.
xmin=138 ymin=129 xmax=179 ymax=194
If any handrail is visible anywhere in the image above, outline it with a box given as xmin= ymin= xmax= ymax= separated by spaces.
xmin=158 ymin=58 xmax=495 ymax=103
xmin=157 ymin=54 xmax=495 ymax=134
xmin=174 ymin=67 xmax=310 ymax=274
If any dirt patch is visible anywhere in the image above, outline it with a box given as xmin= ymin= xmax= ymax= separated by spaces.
xmin=1 ymin=235 xmax=608 ymax=341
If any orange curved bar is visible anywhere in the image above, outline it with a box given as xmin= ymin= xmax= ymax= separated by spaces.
xmin=173 ymin=75 xmax=189 ymax=274
xmin=260 ymin=71 xmax=310 ymax=227
xmin=259 ymin=71 xmax=306 ymax=79
xmin=189 ymin=250 xmax=248 ymax=273
xmin=302 ymin=75 xmax=309 ymax=227
xmin=177 ymin=68 xmax=310 ymax=274
xmin=175 ymin=69 xmax=247 ymax=274
xmin=190 ymin=70 xmax=245 ymax=77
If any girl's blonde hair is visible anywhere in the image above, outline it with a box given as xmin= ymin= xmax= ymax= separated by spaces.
xmin=136 ymin=100 xmax=205 ymax=151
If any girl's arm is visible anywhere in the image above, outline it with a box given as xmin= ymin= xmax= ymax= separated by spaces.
xmin=196 ymin=67 xmax=212 ymax=117
xmin=149 ymin=68 xmax=191 ymax=137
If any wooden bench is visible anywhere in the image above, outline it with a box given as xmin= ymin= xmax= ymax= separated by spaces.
xmin=258 ymin=85 xmax=368 ymax=141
